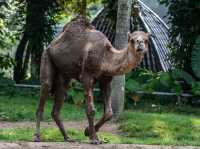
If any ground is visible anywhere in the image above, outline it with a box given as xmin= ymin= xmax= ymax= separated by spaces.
xmin=1 ymin=143 xmax=200 ymax=149
xmin=0 ymin=121 xmax=120 ymax=135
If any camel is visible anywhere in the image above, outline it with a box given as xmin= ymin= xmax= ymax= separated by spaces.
xmin=34 ymin=16 xmax=150 ymax=144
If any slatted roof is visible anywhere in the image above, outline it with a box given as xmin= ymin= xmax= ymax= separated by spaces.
xmin=92 ymin=0 xmax=171 ymax=72
xmin=138 ymin=0 xmax=171 ymax=71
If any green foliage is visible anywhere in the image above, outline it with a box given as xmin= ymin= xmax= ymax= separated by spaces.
xmin=126 ymin=68 xmax=200 ymax=99
xmin=171 ymin=69 xmax=200 ymax=96
xmin=57 ymin=0 xmax=102 ymax=19
xmin=171 ymin=69 xmax=195 ymax=85
xmin=0 ymin=0 xmax=19 ymax=50
xmin=126 ymin=69 xmax=183 ymax=95
xmin=67 ymin=80 xmax=85 ymax=107
xmin=191 ymin=36 xmax=200 ymax=79
xmin=125 ymin=79 xmax=141 ymax=93
xmin=192 ymin=82 xmax=200 ymax=96
xmin=68 ymin=89 xmax=85 ymax=107
xmin=0 ymin=54 xmax=15 ymax=70
xmin=0 ymin=0 xmax=21 ymax=71
xmin=159 ymin=0 xmax=200 ymax=73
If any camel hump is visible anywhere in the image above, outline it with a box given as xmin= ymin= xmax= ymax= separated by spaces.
xmin=63 ymin=15 xmax=95 ymax=32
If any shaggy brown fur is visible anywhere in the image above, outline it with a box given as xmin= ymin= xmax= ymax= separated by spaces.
xmin=34 ymin=16 xmax=150 ymax=144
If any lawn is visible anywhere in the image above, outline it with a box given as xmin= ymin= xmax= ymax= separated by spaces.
xmin=0 ymin=128 xmax=134 ymax=144
xmin=118 ymin=111 xmax=200 ymax=145
xmin=1 ymin=94 xmax=200 ymax=145
xmin=0 ymin=95 xmax=102 ymax=121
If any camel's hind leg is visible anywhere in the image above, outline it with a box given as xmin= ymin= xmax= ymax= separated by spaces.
xmin=34 ymin=50 xmax=54 ymax=142
xmin=51 ymin=75 xmax=74 ymax=142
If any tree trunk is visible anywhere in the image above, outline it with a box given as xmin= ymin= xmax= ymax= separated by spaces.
xmin=29 ymin=38 xmax=43 ymax=81
xmin=13 ymin=32 xmax=28 ymax=83
xmin=81 ymin=0 xmax=87 ymax=17
xmin=21 ymin=41 xmax=31 ymax=80
xmin=77 ymin=0 xmax=87 ymax=17
xmin=30 ymin=47 xmax=42 ymax=81
xmin=111 ymin=0 xmax=132 ymax=118
xmin=26 ymin=0 xmax=45 ymax=81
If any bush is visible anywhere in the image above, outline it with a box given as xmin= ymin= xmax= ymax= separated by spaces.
xmin=125 ymin=68 xmax=200 ymax=106
xmin=0 ymin=72 xmax=15 ymax=95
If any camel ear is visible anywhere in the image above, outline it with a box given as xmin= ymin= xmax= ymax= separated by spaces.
xmin=127 ymin=32 xmax=131 ymax=42
xmin=146 ymin=32 xmax=155 ymax=38
xmin=104 ymin=41 xmax=112 ymax=50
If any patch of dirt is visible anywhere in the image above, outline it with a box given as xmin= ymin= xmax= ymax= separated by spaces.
xmin=0 ymin=121 xmax=121 ymax=135
xmin=0 ymin=142 xmax=200 ymax=149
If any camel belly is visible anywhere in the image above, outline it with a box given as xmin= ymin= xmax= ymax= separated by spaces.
xmin=50 ymin=51 xmax=82 ymax=78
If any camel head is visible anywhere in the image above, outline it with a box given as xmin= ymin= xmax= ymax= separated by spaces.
xmin=128 ymin=31 xmax=150 ymax=55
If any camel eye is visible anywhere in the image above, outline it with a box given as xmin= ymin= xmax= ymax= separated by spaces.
xmin=145 ymin=39 xmax=149 ymax=44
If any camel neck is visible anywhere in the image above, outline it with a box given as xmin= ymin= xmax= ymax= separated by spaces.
xmin=101 ymin=47 xmax=143 ymax=76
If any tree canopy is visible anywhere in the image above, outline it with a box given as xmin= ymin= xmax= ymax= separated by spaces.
xmin=160 ymin=0 xmax=200 ymax=78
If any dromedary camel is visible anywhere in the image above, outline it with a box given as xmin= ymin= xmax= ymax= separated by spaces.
xmin=34 ymin=16 xmax=150 ymax=144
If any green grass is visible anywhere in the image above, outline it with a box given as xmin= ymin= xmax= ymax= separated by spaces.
xmin=1 ymin=94 xmax=200 ymax=145
xmin=1 ymin=111 xmax=200 ymax=145
xmin=118 ymin=111 xmax=200 ymax=145
xmin=0 ymin=95 xmax=102 ymax=121
xmin=0 ymin=128 xmax=135 ymax=144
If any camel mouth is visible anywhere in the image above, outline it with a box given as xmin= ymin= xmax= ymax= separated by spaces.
xmin=137 ymin=48 xmax=144 ymax=52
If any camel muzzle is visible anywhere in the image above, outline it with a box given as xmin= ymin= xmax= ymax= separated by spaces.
xmin=137 ymin=45 xmax=145 ymax=52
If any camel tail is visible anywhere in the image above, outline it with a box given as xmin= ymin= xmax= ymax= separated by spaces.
xmin=40 ymin=47 xmax=55 ymax=95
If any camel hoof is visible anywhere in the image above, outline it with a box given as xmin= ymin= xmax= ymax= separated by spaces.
xmin=65 ymin=137 xmax=76 ymax=143
xmin=34 ymin=135 xmax=41 ymax=142
xmin=84 ymin=127 xmax=89 ymax=137
xmin=90 ymin=139 xmax=103 ymax=145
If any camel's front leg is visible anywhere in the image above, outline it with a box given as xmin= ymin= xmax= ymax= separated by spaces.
xmin=84 ymin=76 xmax=113 ymax=136
xmin=82 ymin=75 xmax=102 ymax=144
xmin=95 ymin=77 xmax=113 ymax=131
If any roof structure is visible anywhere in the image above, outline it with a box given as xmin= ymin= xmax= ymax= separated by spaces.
xmin=92 ymin=0 xmax=171 ymax=72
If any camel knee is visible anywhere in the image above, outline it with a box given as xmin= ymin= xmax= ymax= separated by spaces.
xmin=51 ymin=110 xmax=59 ymax=120
xmin=36 ymin=110 xmax=43 ymax=120
xmin=41 ymin=81 xmax=52 ymax=93
xmin=105 ymin=110 xmax=113 ymax=121
xmin=42 ymin=81 xmax=51 ymax=90
xmin=86 ymin=110 xmax=95 ymax=118
xmin=86 ymin=104 xmax=95 ymax=119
